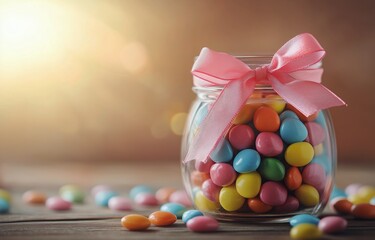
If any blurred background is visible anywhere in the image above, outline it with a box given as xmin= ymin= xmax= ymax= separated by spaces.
xmin=0 ymin=0 xmax=374 ymax=174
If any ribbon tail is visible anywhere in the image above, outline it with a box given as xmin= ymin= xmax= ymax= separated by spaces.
xmin=183 ymin=79 xmax=256 ymax=163
xmin=271 ymin=76 xmax=346 ymax=117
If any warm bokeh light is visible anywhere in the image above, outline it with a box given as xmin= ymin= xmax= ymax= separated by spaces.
xmin=170 ymin=112 xmax=188 ymax=136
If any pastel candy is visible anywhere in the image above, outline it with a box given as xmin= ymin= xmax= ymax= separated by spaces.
xmin=155 ymin=187 xmax=176 ymax=204
xmin=22 ymin=190 xmax=47 ymax=204
xmin=284 ymin=167 xmax=302 ymax=191
xmin=280 ymin=110 xmax=299 ymax=121
xmin=0 ymin=189 xmax=11 ymax=203
xmin=258 ymin=158 xmax=285 ymax=181
xmin=191 ymin=171 xmax=210 ymax=187
xmin=318 ymin=216 xmax=347 ymax=234
xmin=295 ymin=184 xmax=319 ymax=207
xmin=285 ymin=142 xmax=314 ymax=167
xmin=121 ymin=214 xmax=150 ymax=231
xmin=290 ymin=223 xmax=322 ymax=239
xmin=233 ymin=149 xmax=261 ymax=173
xmin=345 ymin=183 xmax=363 ymax=196
xmin=228 ymin=125 xmax=255 ymax=150
xmin=95 ymin=191 xmax=118 ymax=207
xmin=182 ymin=209 xmax=204 ymax=223
xmin=236 ymin=172 xmax=261 ymax=198
xmin=108 ymin=196 xmax=132 ymax=211
xmin=186 ymin=216 xmax=219 ymax=232
xmin=280 ymin=118 xmax=308 ymax=144
xmin=160 ymin=202 xmax=187 ymax=218
xmin=169 ymin=190 xmax=192 ymax=207
xmin=129 ymin=185 xmax=153 ymax=199
xmin=59 ymin=185 xmax=85 ymax=204
xmin=135 ymin=193 xmax=159 ymax=206
xmin=259 ymin=181 xmax=287 ymax=206
xmin=255 ymin=132 xmax=283 ymax=157
xmin=305 ymin=122 xmax=325 ymax=146
xmin=210 ymin=139 xmax=233 ymax=163
xmin=210 ymin=163 xmax=237 ymax=187
xmin=274 ymin=195 xmax=299 ymax=213
xmin=202 ymin=179 xmax=221 ymax=202
xmin=253 ymin=106 xmax=280 ymax=132
xmin=148 ymin=211 xmax=177 ymax=226
xmin=219 ymin=185 xmax=245 ymax=211
xmin=46 ymin=196 xmax=71 ymax=211
xmin=290 ymin=214 xmax=320 ymax=227
xmin=0 ymin=199 xmax=10 ymax=214
xmin=302 ymin=163 xmax=326 ymax=192
xmin=194 ymin=191 xmax=220 ymax=212
xmin=195 ymin=158 xmax=214 ymax=173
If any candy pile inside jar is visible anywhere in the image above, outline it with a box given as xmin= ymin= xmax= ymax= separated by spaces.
xmin=189 ymin=93 xmax=333 ymax=215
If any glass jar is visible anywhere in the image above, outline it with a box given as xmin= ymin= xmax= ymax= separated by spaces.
xmin=181 ymin=56 xmax=336 ymax=222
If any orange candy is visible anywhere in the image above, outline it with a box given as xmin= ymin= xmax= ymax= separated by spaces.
xmin=351 ymin=203 xmax=375 ymax=219
xmin=253 ymin=106 xmax=280 ymax=132
xmin=155 ymin=187 xmax=176 ymax=204
xmin=121 ymin=214 xmax=151 ymax=231
xmin=248 ymin=198 xmax=272 ymax=213
xmin=286 ymin=104 xmax=318 ymax=122
xmin=149 ymin=211 xmax=177 ymax=226
xmin=333 ymin=198 xmax=353 ymax=214
xmin=22 ymin=191 xmax=47 ymax=204
xmin=284 ymin=167 xmax=302 ymax=191
xmin=191 ymin=171 xmax=210 ymax=187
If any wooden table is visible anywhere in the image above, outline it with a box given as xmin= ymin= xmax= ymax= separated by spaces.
xmin=0 ymin=161 xmax=374 ymax=239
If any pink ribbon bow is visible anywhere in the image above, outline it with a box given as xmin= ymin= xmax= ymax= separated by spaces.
xmin=184 ymin=33 xmax=346 ymax=163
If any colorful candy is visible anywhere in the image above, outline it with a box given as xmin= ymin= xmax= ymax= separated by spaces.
xmin=22 ymin=190 xmax=47 ymax=204
xmin=121 ymin=214 xmax=150 ymax=231
xmin=194 ymin=191 xmax=220 ymax=212
xmin=247 ymin=197 xmax=272 ymax=213
xmin=59 ymin=184 xmax=85 ymax=204
xmin=155 ymin=187 xmax=176 ymax=204
xmin=331 ymin=198 xmax=353 ymax=214
xmin=108 ymin=196 xmax=132 ymax=211
xmin=202 ymin=179 xmax=221 ymax=202
xmin=280 ymin=118 xmax=308 ymax=144
xmin=46 ymin=196 xmax=71 ymax=211
xmin=259 ymin=181 xmax=287 ymax=206
xmin=0 ymin=198 xmax=9 ymax=213
xmin=91 ymin=185 xmax=112 ymax=197
xmin=318 ymin=216 xmax=347 ymax=234
xmin=351 ymin=203 xmax=375 ymax=219
xmin=290 ymin=214 xmax=320 ymax=227
xmin=235 ymin=172 xmax=261 ymax=198
xmin=210 ymin=139 xmax=233 ymax=162
xmin=169 ymin=190 xmax=192 ymax=207
xmin=228 ymin=125 xmax=255 ymax=150
xmin=219 ymin=185 xmax=245 ymax=211
xmin=148 ymin=211 xmax=177 ymax=226
xmin=0 ymin=189 xmax=11 ymax=203
xmin=295 ymin=184 xmax=319 ymax=207
xmin=186 ymin=216 xmax=219 ymax=232
xmin=134 ymin=193 xmax=159 ymax=206
xmin=182 ymin=209 xmax=204 ymax=223
xmin=129 ymin=185 xmax=153 ymax=199
xmin=95 ymin=190 xmax=118 ymax=207
xmin=255 ymin=132 xmax=283 ymax=157
xmin=233 ymin=149 xmax=260 ymax=173
xmin=285 ymin=142 xmax=314 ymax=167
xmin=258 ymin=158 xmax=285 ymax=181
xmin=305 ymin=122 xmax=325 ymax=146
xmin=284 ymin=167 xmax=302 ymax=191
xmin=210 ymin=163 xmax=237 ymax=187
xmin=253 ymin=106 xmax=280 ymax=132
xmin=302 ymin=163 xmax=326 ymax=192
xmin=274 ymin=195 xmax=299 ymax=213
xmin=160 ymin=202 xmax=187 ymax=218
xmin=290 ymin=223 xmax=322 ymax=239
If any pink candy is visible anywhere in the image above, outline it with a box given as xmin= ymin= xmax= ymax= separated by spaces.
xmin=318 ymin=216 xmax=347 ymax=234
xmin=274 ymin=195 xmax=299 ymax=213
xmin=305 ymin=122 xmax=325 ymax=146
xmin=259 ymin=181 xmax=287 ymax=206
xmin=46 ymin=196 xmax=71 ymax=211
xmin=210 ymin=163 xmax=237 ymax=187
xmin=134 ymin=193 xmax=159 ymax=206
xmin=255 ymin=132 xmax=283 ymax=157
xmin=169 ymin=190 xmax=192 ymax=207
xmin=186 ymin=216 xmax=219 ymax=232
xmin=302 ymin=163 xmax=326 ymax=192
xmin=228 ymin=125 xmax=255 ymax=150
xmin=195 ymin=158 xmax=214 ymax=173
xmin=202 ymin=179 xmax=221 ymax=202
xmin=108 ymin=196 xmax=133 ymax=211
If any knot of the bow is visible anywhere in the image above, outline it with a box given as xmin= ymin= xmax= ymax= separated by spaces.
xmin=254 ymin=65 xmax=269 ymax=84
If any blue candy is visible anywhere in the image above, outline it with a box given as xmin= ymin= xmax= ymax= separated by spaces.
xmin=182 ymin=209 xmax=204 ymax=223
xmin=370 ymin=197 xmax=375 ymax=205
xmin=160 ymin=202 xmax=187 ymax=218
xmin=0 ymin=199 xmax=10 ymax=214
xmin=280 ymin=118 xmax=308 ymax=144
xmin=314 ymin=111 xmax=327 ymax=128
xmin=290 ymin=214 xmax=320 ymax=227
xmin=210 ymin=139 xmax=233 ymax=163
xmin=129 ymin=185 xmax=153 ymax=199
xmin=233 ymin=149 xmax=260 ymax=173
xmin=95 ymin=191 xmax=118 ymax=207
xmin=279 ymin=110 xmax=299 ymax=121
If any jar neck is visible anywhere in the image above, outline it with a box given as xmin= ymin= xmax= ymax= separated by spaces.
xmin=193 ymin=55 xmax=273 ymax=101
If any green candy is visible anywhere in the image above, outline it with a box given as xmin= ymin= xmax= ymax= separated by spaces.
xmin=258 ymin=158 xmax=285 ymax=181
xmin=59 ymin=185 xmax=85 ymax=203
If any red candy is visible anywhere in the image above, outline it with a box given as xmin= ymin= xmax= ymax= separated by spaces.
xmin=228 ymin=125 xmax=255 ymax=150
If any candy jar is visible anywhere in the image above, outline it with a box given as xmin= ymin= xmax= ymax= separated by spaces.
xmin=181 ymin=34 xmax=345 ymax=222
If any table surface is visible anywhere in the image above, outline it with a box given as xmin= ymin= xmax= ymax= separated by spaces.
xmin=0 ymin=161 xmax=374 ymax=239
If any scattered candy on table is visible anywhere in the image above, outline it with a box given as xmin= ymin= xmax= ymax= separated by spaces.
xmin=22 ymin=190 xmax=47 ymax=204
xmin=59 ymin=184 xmax=85 ymax=204
xmin=290 ymin=223 xmax=322 ymax=239
xmin=121 ymin=214 xmax=151 ymax=231
xmin=186 ymin=216 xmax=219 ymax=232
xmin=108 ymin=196 xmax=133 ymax=211
xmin=134 ymin=192 xmax=159 ymax=206
xmin=182 ymin=209 xmax=204 ymax=223
xmin=0 ymin=198 xmax=10 ymax=213
xmin=95 ymin=190 xmax=118 ymax=207
xmin=160 ymin=202 xmax=187 ymax=218
xmin=148 ymin=211 xmax=177 ymax=226
xmin=46 ymin=196 xmax=72 ymax=211
xmin=318 ymin=216 xmax=348 ymax=234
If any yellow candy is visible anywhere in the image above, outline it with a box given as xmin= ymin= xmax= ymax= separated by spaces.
xmin=0 ymin=189 xmax=11 ymax=203
xmin=285 ymin=142 xmax=314 ymax=167
xmin=194 ymin=191 xmax=220 ymax=212
xmin=219 ymin=185 xmax=245 ymax=211
xmin=265 ymin=94 xmax=286 ymax=113
xmin=357 ymin=186 xmax=375 ymax=201
xmin=313 ymin=143 xmax=324 ymax=156
xmin=290 ymin=223 xmax=322 ymax=239
xmin=232 ymin=103 xmax=261 ymax=124
xmin=295 ymin=184 xmax=319 ymax=207
xmin=235 ymin=172 xmax=261 ymax=198
xmin=348 ymin=194 xmax=370 ymax=205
